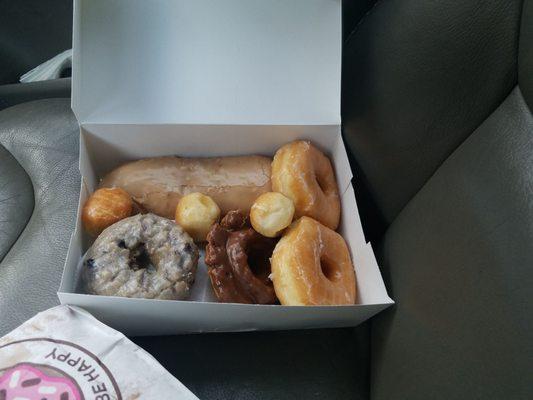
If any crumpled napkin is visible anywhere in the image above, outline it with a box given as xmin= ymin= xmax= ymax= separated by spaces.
xmin=20 ymin=49 xmax=72 ymax=83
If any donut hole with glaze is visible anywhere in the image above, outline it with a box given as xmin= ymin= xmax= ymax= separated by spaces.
xmin=320 ymin=255 xmax=342 ymax=282
xmin=315 ymin=172 xmax=327 ymax=194
xmin=315 ymin=167 xmax=337 ymax=198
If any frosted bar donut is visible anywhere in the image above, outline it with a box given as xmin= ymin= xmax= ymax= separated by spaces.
xmin=271 ymin=141 xmax=341 ymax=230
xmin=271 ymin=216 xmax=356 ymax=305
xmin=99 ymin=155 xmax=272 ymax=218
xmin=82 ymin=213 xmax=198 ymax=300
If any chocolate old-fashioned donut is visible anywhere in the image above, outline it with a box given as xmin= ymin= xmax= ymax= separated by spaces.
xmin=205 ymin=210 xmax=278 ymax=304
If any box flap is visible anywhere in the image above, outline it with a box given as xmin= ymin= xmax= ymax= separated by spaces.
xmin=72 ymin=0 xmax=341 ymax=125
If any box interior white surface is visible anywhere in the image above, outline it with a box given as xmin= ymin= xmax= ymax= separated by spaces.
xmin=72 ymin=0 xmax=341 ymax=125
xmin=61 ymin=0 xmax=394 ymax=335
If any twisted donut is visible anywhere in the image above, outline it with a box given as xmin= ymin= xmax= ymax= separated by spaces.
xmin=205 ymin=210 xmax=277 ymax=304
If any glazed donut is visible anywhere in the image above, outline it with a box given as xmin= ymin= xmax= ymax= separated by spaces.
xmin=83 ymin=213 xmax=198 ymax=300
xmin=271 ymin=216 xmax=356 ymax=305
xmin=82 ymin=187 xmax=133 ymax=236
xmin=271 ymin=141 xmax=341 ymax=230
xmin=205 ymin=210 xmax=278 ymax=304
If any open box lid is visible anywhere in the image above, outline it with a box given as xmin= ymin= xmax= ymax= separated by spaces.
xmin=72 ymin=0 xmax=341 ymax=125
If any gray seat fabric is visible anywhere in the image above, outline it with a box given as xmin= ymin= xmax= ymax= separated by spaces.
xmin=0 ymin=99 xmax=79 ymax=333
xmin=0 ymin=144 xmax=33 ymax=261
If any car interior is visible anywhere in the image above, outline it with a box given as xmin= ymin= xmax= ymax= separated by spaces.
xmin=0 ymin=0 xmax=531 ymax=399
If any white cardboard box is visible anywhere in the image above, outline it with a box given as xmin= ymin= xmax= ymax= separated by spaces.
xmin=59 ymin=0 xmax=394 ymax=335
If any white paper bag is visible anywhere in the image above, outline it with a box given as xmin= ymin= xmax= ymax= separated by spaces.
xmin=0 ymin=305 xmax=198 ymax=399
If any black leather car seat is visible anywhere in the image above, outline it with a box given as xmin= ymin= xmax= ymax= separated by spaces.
xmin=342 ymin=0 xmax=533 ymax=398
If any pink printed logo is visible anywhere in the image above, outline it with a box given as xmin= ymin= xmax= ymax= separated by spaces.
xmin=0 ymin=339 xmax=121 ymax=400
xmin=0 ymin=363 xmax=83 ymax=400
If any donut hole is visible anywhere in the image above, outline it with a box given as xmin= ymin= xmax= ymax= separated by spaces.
xmin=320 ymin=256 xmax=341 ymax=282
xmin=315 ymin=171 xmax=331 ymax=195
xmin=247 ymin=241 xmax=275 ymax=282
xmin=315 ymin=173 xmax=326 ymax=193
xmin=128 ymin=242 xmax=153 ymax=271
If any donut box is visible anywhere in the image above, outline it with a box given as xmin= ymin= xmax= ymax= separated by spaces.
xmin=58 ymin=0 xmax=394 ymax=335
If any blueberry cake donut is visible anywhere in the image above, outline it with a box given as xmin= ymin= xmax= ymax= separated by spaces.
xmin=82 ymin=213 xmax=198 ymax=299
